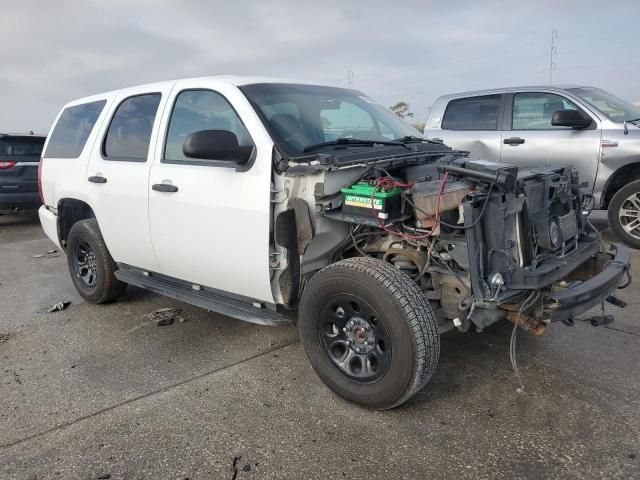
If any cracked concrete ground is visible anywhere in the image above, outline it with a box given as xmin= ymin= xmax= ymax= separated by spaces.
xmin=0 ymin=211 xmax=638 ymax=479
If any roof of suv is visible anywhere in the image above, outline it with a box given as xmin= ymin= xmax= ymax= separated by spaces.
xmin=61 ymin=75 xmax=332 ymax=109
xmin=435 ymin=85 xmax=592 ymax=101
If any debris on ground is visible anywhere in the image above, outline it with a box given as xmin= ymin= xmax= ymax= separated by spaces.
xmin=0 ymin=332 xmax=11 ymax=343
xmin=47 ymin=301 xmax=71 ymax=313
xmin=148 ymin=307 xmax=183 ymax=326
xmin=33 ymin=249 xmax=60 ymax=259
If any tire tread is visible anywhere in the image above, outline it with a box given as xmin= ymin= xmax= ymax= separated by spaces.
xmin=312 ymin=256 xmax=439 ymax=409
xmin=608 ymin=180 xmax=640 ymax=249
xmin=67 ymin=219 xmax=126 ymax=304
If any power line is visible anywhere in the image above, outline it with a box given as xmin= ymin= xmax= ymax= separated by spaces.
xmin=560 ymin=28 xmax=640 ymax=38
xmin=556 ymin=62 xmax=640 ymax=70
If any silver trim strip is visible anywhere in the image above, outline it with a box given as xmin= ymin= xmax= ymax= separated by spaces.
xmin=13 ymin=162 xmax=40 ymax=167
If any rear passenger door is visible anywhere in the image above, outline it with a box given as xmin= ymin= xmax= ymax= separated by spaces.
xmin=500 ymin=92 xmax=601 ymax=190
xmin=434 ymin=94 xmax=504 ymax=161
xmin=86 ymin=84 xmax=173 ymax=271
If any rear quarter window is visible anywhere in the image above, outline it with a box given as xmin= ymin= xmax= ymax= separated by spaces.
xmin=44 ymin=100 xmax=107 ymax=158
xmin=441 ymin=95 xmax=501 ymax=131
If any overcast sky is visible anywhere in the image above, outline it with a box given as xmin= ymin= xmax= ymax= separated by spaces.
xmin=1 ymin=0 xmax=638 ymax=132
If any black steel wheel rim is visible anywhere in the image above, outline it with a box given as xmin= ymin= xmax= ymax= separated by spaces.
xmin=74 ymin=240 xmax=98 ymax=287
xmin=317 ymin=294 xmax=392 ymax=383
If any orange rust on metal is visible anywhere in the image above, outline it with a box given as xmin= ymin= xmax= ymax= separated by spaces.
xmin=506 ymin=311 xmax=546 ymax=336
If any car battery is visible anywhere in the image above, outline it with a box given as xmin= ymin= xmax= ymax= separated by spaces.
xmin=341 ymin=182 xmax=402 ymax=220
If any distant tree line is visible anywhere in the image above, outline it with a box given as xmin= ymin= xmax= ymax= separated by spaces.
xmin=389 ymin=101 xmax=425 ymax=133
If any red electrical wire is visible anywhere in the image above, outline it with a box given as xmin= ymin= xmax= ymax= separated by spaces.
xmin=369 ymin=172 xmax=449 ymax=240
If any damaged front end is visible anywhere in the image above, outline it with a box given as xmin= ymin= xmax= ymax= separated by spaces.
xmin=459 ymin=160 xmax=631 ymax=334
xmin=273 ymin=142 xmax=631 ymax=335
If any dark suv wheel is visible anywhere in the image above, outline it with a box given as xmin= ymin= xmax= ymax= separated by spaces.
xmin=608 ymin=180 xmax=640 ymax=249
xmin=66 ymin=219 xmax=126 ymax=303
xmin=298 ymin=257 xmax=439 ymax=409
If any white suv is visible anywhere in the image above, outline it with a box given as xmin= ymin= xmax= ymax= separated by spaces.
xmin=39 ymin=77 xmax=629 ymax=409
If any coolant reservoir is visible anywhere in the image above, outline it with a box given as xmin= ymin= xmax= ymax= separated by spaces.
xmin=411 ymin=180 xmax=474 ymax=223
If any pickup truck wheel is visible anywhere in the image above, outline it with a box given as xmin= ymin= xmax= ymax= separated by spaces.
xmin=66 ymin=219 xmax=126 ymax=303
xmin=608 ymin=180 xmax=640 ymax=249
xmin=298 ymin=257 xmax=439 ymax=410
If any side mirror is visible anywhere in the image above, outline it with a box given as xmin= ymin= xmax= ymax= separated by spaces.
xmin=551 ymin=109 xmax=592 ymax=129
xmin=183 ymin=130 xmax=254 ymax=164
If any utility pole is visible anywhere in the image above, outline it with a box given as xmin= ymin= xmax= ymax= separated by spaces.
xmin=549 ymin=28 xmax=558 ymax=84
xmin=347 ymin=70 xmax=354 ymax=88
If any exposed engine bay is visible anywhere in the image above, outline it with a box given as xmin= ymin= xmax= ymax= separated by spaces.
xmin=273 ymin=142 xmax=630 ymax=336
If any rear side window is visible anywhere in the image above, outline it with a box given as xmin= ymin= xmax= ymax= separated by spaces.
xmin=104 ymin=93 xmax=161 ymax=161
xmin=0 ymin=136 xmax=45 ymax=156
xmin=164 ymin=90 xmax=252 ymax=163
xmin=44 ymin=100 xmax=106 ymax=158
xmin=442 ymin=95 xmax=501 ymax=131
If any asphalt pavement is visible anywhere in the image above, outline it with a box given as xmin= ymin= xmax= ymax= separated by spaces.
xmin=0 ymin=211 xmax=638 ymax=479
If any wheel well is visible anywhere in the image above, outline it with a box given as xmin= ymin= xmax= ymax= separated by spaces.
xmin=602 ymin=163 xmax=640 ymax=209
xmin=58 ymin=199 xmax=96 ymax=247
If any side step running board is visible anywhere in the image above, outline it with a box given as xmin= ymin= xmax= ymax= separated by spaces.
xmin=115 ymin=268 xmax=292 ymax=327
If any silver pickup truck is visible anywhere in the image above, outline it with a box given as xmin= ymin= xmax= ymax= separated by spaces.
xmin=425 ymin=86 xmax=640 ymax=248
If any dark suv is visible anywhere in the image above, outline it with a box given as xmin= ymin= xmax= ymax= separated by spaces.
xmin=0 ymin=133 xmax=46 ymax=215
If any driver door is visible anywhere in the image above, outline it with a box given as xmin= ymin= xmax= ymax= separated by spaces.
xmin=500 ymin=92 xmax=601 ymax=192
xmin=148 ymin=79 xmax=274 ymax=303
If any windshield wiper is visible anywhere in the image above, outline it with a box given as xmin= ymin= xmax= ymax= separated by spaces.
xmin=303 ymin=137 xmax=409 ymax=153
xmin=626 ymin=117 xmax=640 ymax=124
xmin=397 ymin=135 xmax=423 ymax=143
xmin=397 ymin=135 xmax=441 ymax=144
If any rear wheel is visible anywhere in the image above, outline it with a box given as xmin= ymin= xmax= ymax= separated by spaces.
xmin=298 ymin=257 xmax=439 ymax=409
xmin=608 ymin=180 xmax=640 ymax=249
xmin=66 ymin=219 xmax=126 ymax=303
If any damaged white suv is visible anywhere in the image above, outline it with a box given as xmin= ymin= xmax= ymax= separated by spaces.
xmin=39 ymin=77 xmax=630 ymax=409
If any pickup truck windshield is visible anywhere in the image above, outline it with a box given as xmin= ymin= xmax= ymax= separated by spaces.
xmin=569 ymin=87 xmax=640 ymax=124
xmin=241 ymin=83 xmax=418 ymax=156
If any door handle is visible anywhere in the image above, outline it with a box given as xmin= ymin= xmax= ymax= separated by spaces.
xmin=88 ymin=175 xmax=107 ymax=184
xmin=152 ymin=183 xmax=179 ymax=193
xmin=503 ymin=137 xmax=525 ymax=145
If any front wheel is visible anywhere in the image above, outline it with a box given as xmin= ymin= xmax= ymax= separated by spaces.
xmin=66 ymin=219 xmax=126 ymax=303
xmin=608 ymin=180 xmax=640 ymax=249
xmin=298 ymin=257 xmax=439 ymax=410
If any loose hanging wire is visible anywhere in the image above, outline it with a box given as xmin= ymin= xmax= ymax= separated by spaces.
xmin=510 ymin=290 xmax=540 ymax=392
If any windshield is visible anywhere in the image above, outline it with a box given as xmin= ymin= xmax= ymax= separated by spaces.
xmin=241 ymin=83 xmax=419 ymax=155
xmin=568 ymin=87 xmax=640 ymax=123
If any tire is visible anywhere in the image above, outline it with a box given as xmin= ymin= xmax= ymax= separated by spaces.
xmin=608 ymin=180 xmax=640 ymax=249
xmin=298 ymin=257 xmax=439 ymax=410
xmin=66 ymin=219 xmax=126 ymax=303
